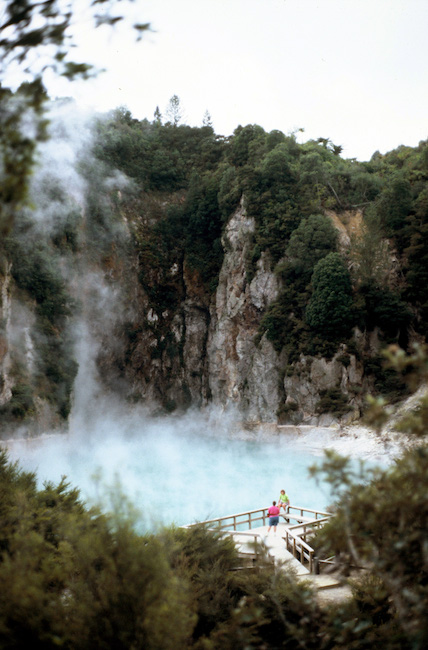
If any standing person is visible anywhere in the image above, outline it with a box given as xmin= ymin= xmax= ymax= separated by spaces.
xmin=278 ymin=489 xmax=290 ymax=513
xmin=267 ymin=500 xmax=280 ymax=534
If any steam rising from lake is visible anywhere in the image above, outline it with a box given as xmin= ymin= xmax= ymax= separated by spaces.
xmin=5 ymin=411 xmax=328 ymax=527
xmin=5 ymin=399 xmax=394 ymax=531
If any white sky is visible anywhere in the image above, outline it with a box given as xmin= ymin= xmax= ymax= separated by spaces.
xmin=37 ymin=0 xmax=428 ymax=160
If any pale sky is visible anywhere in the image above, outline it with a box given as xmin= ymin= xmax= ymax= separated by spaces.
xmin=38 ymin=0 xmax=428 ymax=160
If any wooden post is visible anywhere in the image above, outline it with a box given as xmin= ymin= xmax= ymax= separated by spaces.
xmin=313 ymin=555 xmax=320 ymax=575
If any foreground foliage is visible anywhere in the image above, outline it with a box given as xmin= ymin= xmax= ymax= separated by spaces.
xmin=1 ymin=429 xmax=427 ymax=648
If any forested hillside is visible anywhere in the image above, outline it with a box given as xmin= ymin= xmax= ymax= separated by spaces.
xmin=1 ymin=93 xmax=428 ymax=434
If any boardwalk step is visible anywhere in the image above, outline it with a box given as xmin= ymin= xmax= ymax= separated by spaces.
xmin=298 ymin=574 xmax=342 ymax=589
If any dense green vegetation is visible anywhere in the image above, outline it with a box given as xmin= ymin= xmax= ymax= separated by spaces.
xmin=310 ymin=445 xmax=428 ymax=650
xmin=94 ymin=106 xmax=226 ymax=293
xmin=92 ymin=108 xmax=428 ymax=403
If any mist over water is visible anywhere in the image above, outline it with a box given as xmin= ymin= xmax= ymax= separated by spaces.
xmin=5 ymin=387 xmax=393 ymax=531
xmin=6 ymin=409 xmax=336 ymax=528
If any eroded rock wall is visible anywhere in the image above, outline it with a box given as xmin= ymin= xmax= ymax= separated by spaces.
xmin=207 ymin=201 xmax=281 ymax=421
xmin=119 ymin=202 xmax=376 ymax=425
xmin=0 ymin=263 xmax=13 ymax=407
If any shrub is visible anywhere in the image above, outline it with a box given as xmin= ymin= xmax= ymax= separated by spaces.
xmin=306 ymin=252 xmax=354 ymax=341
xmin=316 ymin=388 xmax=350 ymax=416
xmin=0 ymin=382 xmax=35 ymax=420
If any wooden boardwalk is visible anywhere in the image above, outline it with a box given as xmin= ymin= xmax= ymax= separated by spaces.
xmin=184 ymin=505 xmax=351 ymax=597
xmin=184 ymin=505 xmax=331 ymax=573
xmin=231 ymin=521 xmax=310 ymax=575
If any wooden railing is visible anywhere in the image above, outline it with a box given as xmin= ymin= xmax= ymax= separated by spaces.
xmin=182 ymin=509 xmax=271 ymax=564
xmin=283 ymin=515 xmax=331 ymax=573
xmin=183 ymin=506 xmax=272 ymax=532
xmin=183 ymin=505 xmax=331 ymax=533
xmin=286 ymin=505 xmax=331 ymax=521
xmin=219 ymin=530 xmax=267 ymax=563
xmin=183 ymin=505 xmax=332 ymax=574
xmin=283 ymin=528 xmax=317 ymax=573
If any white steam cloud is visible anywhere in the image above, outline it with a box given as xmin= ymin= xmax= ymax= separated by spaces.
xmin=5 ymin=396 xmax=394 ymax=531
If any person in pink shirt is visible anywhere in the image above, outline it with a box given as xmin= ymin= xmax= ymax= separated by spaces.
xmin=267 ymin=500 xmax=280 ymax=534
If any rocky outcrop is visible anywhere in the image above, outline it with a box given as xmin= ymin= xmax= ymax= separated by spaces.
xmin=0 ymin=263 xmax=13 ymax=407
xmin=0 ymin=262 xmax=63 ymax=438
xmin=0 ymin=198 xmax=398 ymax=435
xmin=206 ymin=200 xmax=281 ymax=421
xmin=283 ymin=350 xmax=365 ymax=425
xmin=202 ymin=204 xmax=374 ymax=424
xmin=111 ymin=200 xmax=379 ymax=425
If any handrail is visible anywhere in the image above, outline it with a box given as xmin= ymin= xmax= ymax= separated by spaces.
xmin=288 ymin=516 xmax=331 ymax=529
xmin=284 ymin=528 xmax=316 ymax=572
xmin=183 ymin=505 xmax=331 ymax=532
xmin=287 ymin=505 xmax=331 ymax=519
xmin=211 ymin=528 xmax=266 ymax=562
xmin=183 ymin=506 xmax=270 ymax=531
xmin=284 ymin=528 xmax=315 ymax=554
xmin=288 ymin=516 xmax=331 ymax=542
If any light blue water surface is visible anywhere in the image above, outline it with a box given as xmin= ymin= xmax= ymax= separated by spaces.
xmin=5 ymin=410 xmax=384 ymax=530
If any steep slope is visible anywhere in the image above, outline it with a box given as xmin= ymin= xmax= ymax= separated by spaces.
xmin=2 ymin=105 xmax=428 ymax=437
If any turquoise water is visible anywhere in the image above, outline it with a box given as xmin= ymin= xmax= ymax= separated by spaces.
xmin=4 ymin=410 xmax=384 ymax=530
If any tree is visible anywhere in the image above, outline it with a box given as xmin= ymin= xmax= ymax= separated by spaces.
xmin=202 ymin=109 xmax=213 ymax=128
xmin=0 ymin=81 xmax=48 ymax=236
xmin=306 ymin=252 xmax=354 ymax=339
xmin=0 ymin=450 xmax=196 ymax=649
xmin=375 ymin=173 xmax=413 ymax=245
xmin=284 ymin=213 xmax=338 ymax=279
xmin=153 ymin=105 xmax=162 ymax=124
xmin=0 ymin=1 xmax=149 ymax=81
xmin=260 ymin=143 xmax=294 ymax=186
xmin=165 ymin=94 xmax=184 ymax=126
xmin=228 ymin=123 xmax=266 ymax=167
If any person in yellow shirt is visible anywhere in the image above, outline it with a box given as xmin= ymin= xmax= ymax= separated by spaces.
xmin=278 ymin=489 xmax=290 ymax=513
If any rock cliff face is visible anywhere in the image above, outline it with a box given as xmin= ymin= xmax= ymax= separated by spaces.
xmin=116 ymin=200 xmax=373 ymax=425
xmin=0 ymin=262 xmax=63 ymax=437
xmin=207 ymin=200 xmax=281 ymax=421
xmin=0 ymin=264 xmax=13 ymax=408
xmin=0 ymin=198 xmax=384 ymax=437
xmin=282 ymin=351 xmax=365 ymax=426
xmin=202 ymin=203 xmax=371 ymax=424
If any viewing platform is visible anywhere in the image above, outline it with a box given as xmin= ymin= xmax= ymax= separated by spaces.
xmin=183 ymin=505 xmax=350 ymax=597
xmin=183 ymin=504 xmax=331 ymax=572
